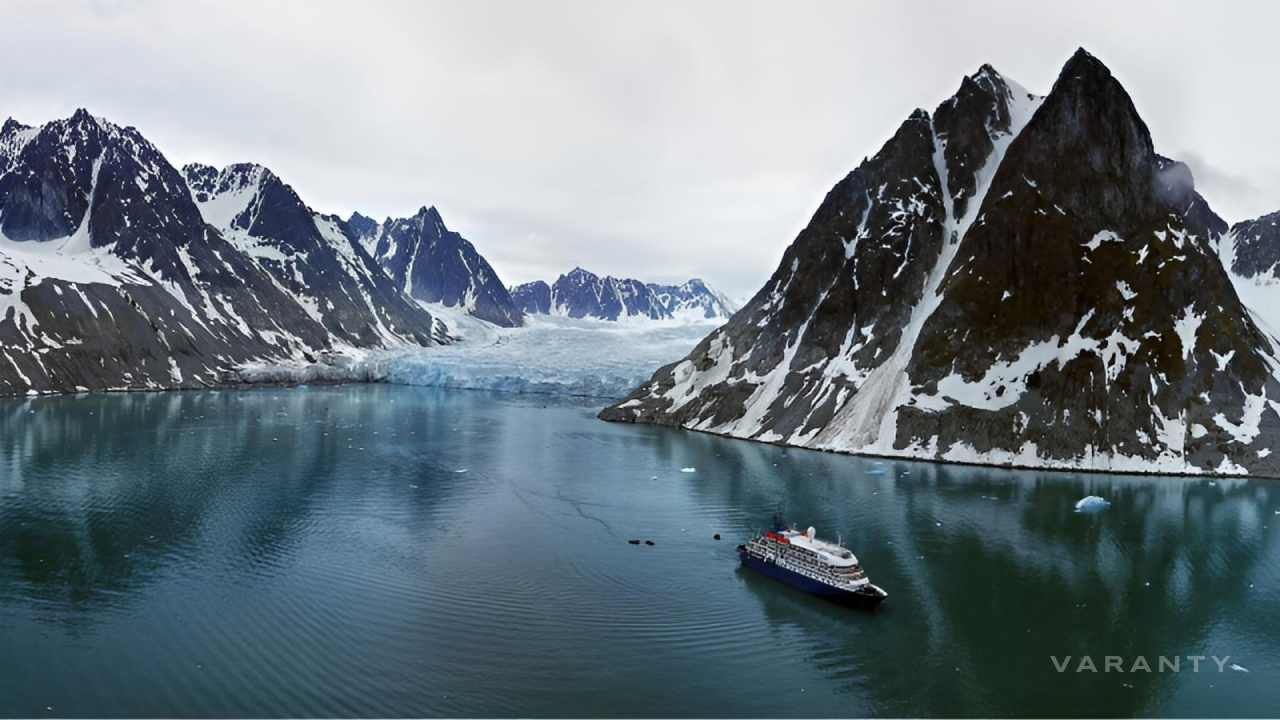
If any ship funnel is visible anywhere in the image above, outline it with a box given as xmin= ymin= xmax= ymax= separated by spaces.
xmin=807 ymin=526 xmax=815 ymax=539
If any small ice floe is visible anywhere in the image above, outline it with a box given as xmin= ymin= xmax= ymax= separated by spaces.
xmin=865 ymin=469 xmax=886 ymax=476
xmin=1230 ymin=663 xmax=1249 ymax=672
xmin=1074 ymin=495 xmax=1111 ymax=513
xmin=680 ymin=467 xmax=696 ymax=473
xmin=454 ymin=469 xmax=468 ymax=474
xmin=409 ymin=484 xmax=419 ymax=489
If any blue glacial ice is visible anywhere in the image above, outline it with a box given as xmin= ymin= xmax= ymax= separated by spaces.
xmin=383 ymin=312 xmax=719 ymax=399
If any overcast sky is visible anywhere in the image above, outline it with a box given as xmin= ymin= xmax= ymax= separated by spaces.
xmin=3 ymin=1 xmax=1278 ymax=298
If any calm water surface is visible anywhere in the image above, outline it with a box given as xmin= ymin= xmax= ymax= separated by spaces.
xmin=0 ymin=385 xmax=1277 ymax=717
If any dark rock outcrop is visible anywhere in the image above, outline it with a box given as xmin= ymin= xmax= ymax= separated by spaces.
xmin=1226 ymin=211 xmax=1280 ymax=280
xmin=510 ymin=280 xmax=552 ymax=315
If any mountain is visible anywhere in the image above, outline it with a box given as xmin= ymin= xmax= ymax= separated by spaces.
xmin=647 ymin=279 xmax=738 ymax=320
xmin=510 ymin=268 xmax=737 ymax=321
xmin=0 ymin=109 xmax=440 ymax=396
xmin=511 ymin=268 xmax=666 ymax=320
xmin=509 ymin=279 xmax=553 ymax=315
xmin=1214 ymin=208 xmax=1280 ymax=344
xmin=1224 ymin=211 xmax=1280 ymax=281
xmin=349 ymin=207 xmax=524 ymax=328
xmin=182 ymin=162 xmax=443 ymax=347
xmin=602 ymin=49 xmax=1280 ymax=478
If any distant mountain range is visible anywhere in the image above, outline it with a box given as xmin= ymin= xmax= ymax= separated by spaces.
xmin=603 ymin=49 xmax=1280 ymax=478
xmin=0 ymin=109 xmax=528 ymax=394
xmin=510 ymin=268 xmax=737 ymax=321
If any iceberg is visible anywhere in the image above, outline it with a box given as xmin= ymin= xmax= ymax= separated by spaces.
xmin=1074 ymin=495 xmax=1111 ymax=513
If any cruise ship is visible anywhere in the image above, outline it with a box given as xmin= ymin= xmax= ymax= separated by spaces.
xmin=737 ymin=521 xmax=888 ymax=610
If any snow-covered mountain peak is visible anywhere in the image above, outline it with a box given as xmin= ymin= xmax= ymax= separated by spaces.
xmin=561 ymin=266 xmax=601 ymax=284
xmin=181 ymin=162 xmax=282 ymax=232
xmin=358 ymin=205 xmax=524 ymax=327
xmin=347 ymin=210 xmax=379 ymax=238
xmin=0 ymin=109 xmax=205 ymax=276
xmin=405 ymin=205 xmax=449 ymax=236
xmin=603 ymin=50 xmax=1280 ymax=478
xmin=512 ymin=269 xmax=736 ymax=322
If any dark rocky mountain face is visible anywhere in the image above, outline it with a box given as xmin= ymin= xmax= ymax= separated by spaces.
xmin=510 ymin=280 xmax=552 ymax=314
xmin=182 ymin=162 xmax=441 ymax=347
xmin=1225 ymin=211 xmax=1280 ymax=280
xmin=1154 ymin=155 xmax=1228 ymax=244
xmin=1217 ymin=208 xmax=1280 ymax=343
xmin=512 ymin=268 xmax=736 ymax=321
xmin=0 ymin=110 xmax=441 ymax=396
xmin=351 ymin=207 xmax=524 ymax=328
xmin=603 ymin=50 xmax=1280 ymax=477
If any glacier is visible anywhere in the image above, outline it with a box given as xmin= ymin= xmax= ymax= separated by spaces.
xmin=236 ymin=307 xmax=721 ymax=400
xmin=384 ymin=312 xmax=720 ymax=398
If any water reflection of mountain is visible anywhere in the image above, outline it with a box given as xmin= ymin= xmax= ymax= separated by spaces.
xmin=0 ymin=387 xmax=478 ymax=627
xmin=3 ymin=387 xmax=1278 ymax=716
xmin=678 ymin=428 xmax=1280 ymax=717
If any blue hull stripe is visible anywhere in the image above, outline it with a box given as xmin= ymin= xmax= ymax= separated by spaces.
xmin=739 ymin=551 xmax=884 ymax=609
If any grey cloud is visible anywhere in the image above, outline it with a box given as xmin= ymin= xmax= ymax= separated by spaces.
xmin=4 ymin=0 xmax=1280 ymax=296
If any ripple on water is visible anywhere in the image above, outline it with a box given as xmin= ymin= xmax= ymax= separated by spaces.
xmin=3 ymin=386 xmax=1280 ymax=719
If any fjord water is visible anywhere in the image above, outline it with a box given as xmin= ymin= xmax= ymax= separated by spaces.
xmin=0 ymin=386 xmax=1277 ymax=718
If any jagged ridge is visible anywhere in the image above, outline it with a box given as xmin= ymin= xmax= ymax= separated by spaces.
xmin=350 ymin=207 xmax=524 ymax=328
xmin=511 ymin=268 xmax=737 ymax=321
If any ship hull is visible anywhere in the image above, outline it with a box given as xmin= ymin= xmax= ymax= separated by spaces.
xmin=739 ymin=550 xmax=886 ymax=611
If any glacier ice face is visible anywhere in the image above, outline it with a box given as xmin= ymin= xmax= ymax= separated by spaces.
xmin=384 ymin=314 xmax=720 ymax=399
xmin=231 ymin=309 xmax=719 ymax=399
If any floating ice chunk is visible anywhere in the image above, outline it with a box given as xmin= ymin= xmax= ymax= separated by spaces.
xmin=1074 ymin=495 xmax=1111 ymax=513
xmin=1230 ymin=664 xmax=1249 ymax=673
xmin=680 ymin=467 xmax=696 ymax=473
xmin=454 ymin=469 xmax=468 ymax=474
xmin=865 ymin=469 xmax=886 ymax=475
